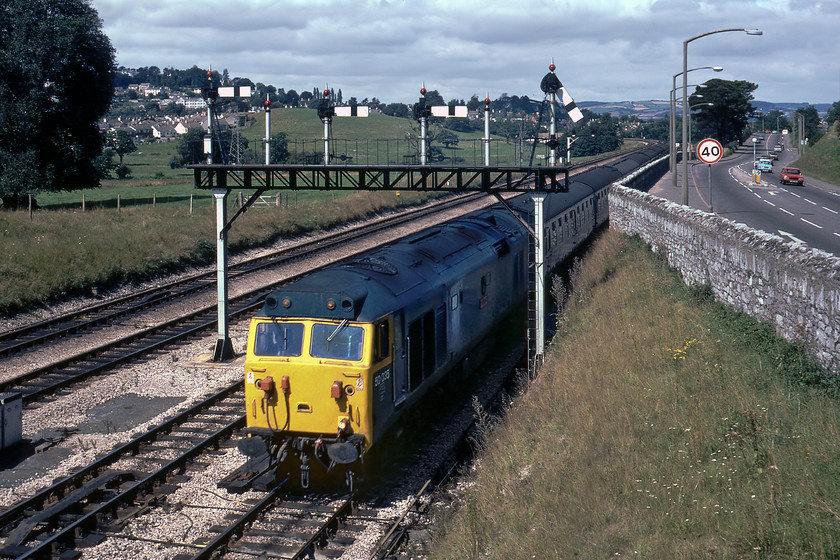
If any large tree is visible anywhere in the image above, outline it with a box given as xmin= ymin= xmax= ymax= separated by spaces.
xmin=0 ymin=0 xmax=115 ymax=208
xmin=688 ymin=79 xmax=757 ymax=147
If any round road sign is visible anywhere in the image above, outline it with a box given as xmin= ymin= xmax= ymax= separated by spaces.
xmin=697 ymin=138 xmax=723 ymax=164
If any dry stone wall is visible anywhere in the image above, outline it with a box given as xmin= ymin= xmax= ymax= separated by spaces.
xmin=609 ymin=184 xmax=840 ymax=374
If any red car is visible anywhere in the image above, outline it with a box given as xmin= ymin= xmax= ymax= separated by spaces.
xmin=780 ymin=167 xmax=804 ymax=186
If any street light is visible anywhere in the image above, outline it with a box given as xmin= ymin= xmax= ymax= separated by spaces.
xmin=670 ymin=67 xmax=722 ymax=187
xmin=682 ymin=28 xmax=762 ymax=205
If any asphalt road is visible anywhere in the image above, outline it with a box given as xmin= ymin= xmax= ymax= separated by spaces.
xmin=650 ymin=133 xmax=840 ymax=257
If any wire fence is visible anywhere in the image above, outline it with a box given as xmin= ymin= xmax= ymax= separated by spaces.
xmin=208 ymin=137 xmax=552 ymax=167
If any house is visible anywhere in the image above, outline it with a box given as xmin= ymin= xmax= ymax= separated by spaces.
xmin=151 ymin=123 xmax=177 ymax=140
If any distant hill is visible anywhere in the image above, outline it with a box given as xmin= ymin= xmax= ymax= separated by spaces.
xmin=578 ymin=100 xmax=832 ymax=120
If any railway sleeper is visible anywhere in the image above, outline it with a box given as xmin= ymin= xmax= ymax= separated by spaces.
xmin=0 ymin=471 xmax=133 ymax=554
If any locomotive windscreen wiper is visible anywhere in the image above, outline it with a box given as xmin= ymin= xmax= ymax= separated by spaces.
xmin=327 ymin=319 xmax=349 ymax=342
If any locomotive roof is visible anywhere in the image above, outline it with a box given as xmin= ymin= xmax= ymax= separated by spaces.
xmin=259 ymin=210 xmax=524 ymax=323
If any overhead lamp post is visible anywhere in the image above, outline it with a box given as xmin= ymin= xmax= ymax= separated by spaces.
xmin=682 ymin=28 xmax=762 ymax=205
xmin=670 ymin=67 xmax=722 ymax=188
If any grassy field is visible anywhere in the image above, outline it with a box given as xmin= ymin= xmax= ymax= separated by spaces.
xmin=0 ymin=190 xmax=435 ymax=315
xmin=429 ymin=230 xmax=839 ymax=559
xmin=792 ymin=127 xmax=840 ymax=185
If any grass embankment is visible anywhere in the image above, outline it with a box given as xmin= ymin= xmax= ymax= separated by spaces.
xmin=0 ymin=190 xmax=432 ymax=315
xmin=430 ymin=230 xmax=840 ymax=559
xmin=793 ymin=127 xmax=840 ymax=185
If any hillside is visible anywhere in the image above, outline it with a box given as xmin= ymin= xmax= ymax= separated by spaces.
xmin=791 ymin=126 xmax=840 ymax=185
xmin=428 ymin=230 xmax=839 ymax=559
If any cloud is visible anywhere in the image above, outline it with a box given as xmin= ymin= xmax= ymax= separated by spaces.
xmin=90 ymin=0 xmax=838 ymax=105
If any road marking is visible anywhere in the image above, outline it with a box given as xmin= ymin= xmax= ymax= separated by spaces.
xmin=779 ymin=230 xmax=806 ymax=244
xmin=780 ymin=208 xmax=794 ymax=216
xmin=835 ymin=232 xmax=840 ymax=238
xmin=823 ymin=206 xmax=839 ymax=215
xmin=763 ymin=199 xmax=776 ymax=207
xmin=800 ymin=218 xmax=823 ymax=229
xmin=790 ymin=192 xmax=801 ymax=198
xmin=804 ymin=198 xmax=817 ymax=205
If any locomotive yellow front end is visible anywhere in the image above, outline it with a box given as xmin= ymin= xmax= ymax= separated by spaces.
xmin=240 ymin=284 xmax=384 ymax=489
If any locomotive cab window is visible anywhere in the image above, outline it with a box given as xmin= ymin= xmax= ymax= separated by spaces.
xmin=254 ymin=322 xmax=304 ymax=357
xmin=310 ymin=322 xmax=365 ymax=361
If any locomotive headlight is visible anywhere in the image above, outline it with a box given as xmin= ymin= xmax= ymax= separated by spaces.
xmin=326 ymin=299 xmax=336 ymax=310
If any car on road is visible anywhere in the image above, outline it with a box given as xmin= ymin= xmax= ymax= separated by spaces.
xmin=779 ymin=167 xmax=804 ymax=186
xmin=756 ymin=159 xmax=773 ymax=173
xmin=774 ymin=144 xmax=783 ymax=152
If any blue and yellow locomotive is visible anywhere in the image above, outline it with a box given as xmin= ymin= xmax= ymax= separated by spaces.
xmin=237 ymin=145 xmax=665 ymax=488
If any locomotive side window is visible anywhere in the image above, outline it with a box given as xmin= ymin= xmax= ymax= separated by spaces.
xmin=374 ymin=320 xmax=390 ymax=362
xmin=254 ymin=322 xmax=304 ymax=357
xmin=310 ymin=323 xmax=365 ymax=361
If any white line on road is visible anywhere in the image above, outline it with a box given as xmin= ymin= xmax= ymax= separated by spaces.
xmin=804 ymin=198 xmax=817 ymax=205
xmin=780 ymin=208 xmax=794 ymax=215
xmin=763 ymin=199 xmax=776 ymax=207
xmin=800 ymin=218 xmax=823 ymax=229
xmin=823 ymin=206 xmax=839 ymax=215
xmin=779 ymin=230 xmax=806 ymax=244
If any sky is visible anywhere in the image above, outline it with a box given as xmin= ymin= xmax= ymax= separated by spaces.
xmin=90 ymin=0 xmax=838 ymax=107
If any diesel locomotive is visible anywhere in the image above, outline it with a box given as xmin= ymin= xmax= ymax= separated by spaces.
xmin=237 ymin=145 xmax=665 ymax=488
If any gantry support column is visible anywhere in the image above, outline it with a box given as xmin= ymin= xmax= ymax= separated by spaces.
xmin=212 ymin=188 xmax=235 ymax=361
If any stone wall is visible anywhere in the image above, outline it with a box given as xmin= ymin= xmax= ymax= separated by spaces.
xmin=609 ymin=183 xmax=840 ymax=374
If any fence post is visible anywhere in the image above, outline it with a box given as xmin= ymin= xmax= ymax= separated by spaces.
xmin=276 ymin=192 xmax=280 ymax=207
xmin=153 ymin=193 xmax=156 ymax=208
xmin=190 ymin=194 xmax=193 ymax=215
xmin=117 ymin=194 xmax=121 ymax=214
xmin=28 ymin=194 xmax=32 ymax=220
xmin=82 ymin=194 xmax=85 ymax=212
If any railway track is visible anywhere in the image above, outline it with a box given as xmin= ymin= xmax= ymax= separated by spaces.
xmin=0 ymin=381 xmax=245 ymax=559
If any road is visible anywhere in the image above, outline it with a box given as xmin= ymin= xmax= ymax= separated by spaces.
xmin=650 ymin=133 xmax=840 ymax=257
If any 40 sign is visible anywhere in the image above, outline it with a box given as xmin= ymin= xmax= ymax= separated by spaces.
xmin=697 ymin=138 xmax=723 ymax=164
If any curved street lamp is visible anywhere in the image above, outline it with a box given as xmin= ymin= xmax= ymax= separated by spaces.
xmin=670 ymin=67 xmax=722 ymax=187
xmin=682 ymin=28 xmax=762 ymax=205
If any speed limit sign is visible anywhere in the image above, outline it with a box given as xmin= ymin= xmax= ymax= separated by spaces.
xmin=697 ymin=138 xmax=723 ymax=164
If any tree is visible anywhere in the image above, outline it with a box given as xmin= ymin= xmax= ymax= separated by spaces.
xmin=0 ymin=0 xmax=116 ymax=208
xmin=270 ymin=132 xmax=289 ymax=163
xmin=795 ymin=105 xmax=822 ymax=145
xmin=570 ymin=113 xmax=622 ymax=157
xmin=689 ymin=79 xmax=757 ymax=147
xmin=108 ymin=130 xmax=137 ymax=167
xmin=826 ymin=101 xmax=840 ymax=132
xmin=436 ymin=129 xmax=459 ymax=149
